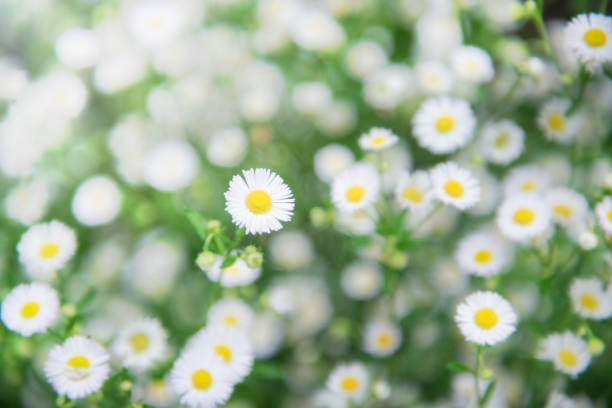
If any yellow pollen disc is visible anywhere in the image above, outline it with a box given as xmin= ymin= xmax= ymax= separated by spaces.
xmin=214 ymin=344 xmax=232 ymax=362
xmin=40 ymin=243 xmax=59 ymax=259
xmin=67 ymin=355 xmax=90 ymax=369
xmin=402 ymin=186 xmax=423 ymax=203
xmin=547 ymin=113 xmax=566 ymax=131
xmin=435 ymin=115 xmax=455 ymax=133
xmin=495 ymin=133 xmax=509 ymax=148
xmin=607 ymin=208 xmax=612 ymax=222
xmin=130 ymin=333 xmax=150 ymax=353
xmin=245 ymin=190 xmax=272 ymax=214
xmin=20 ymin=301 xmax=40 ymax=318
xmin=513 ymin=208 xmax=534 ymax=225
xmin=474 ymin=249 xmax=492 ymax=264
xmin=377 ymin=333 xmax=391 ymax=347
xmin=520 ymin=181 xmax=535 ymax=191
xmin=553 ymin=205 xmax=572 ymax=219
xmin=223 ymin=263 xmax=241 ymax=275
xmin=443 ymin=180 xmax=464 ymax=198
xmin=224 ymin=315 xmax=238 ymax=326
xmin=345 ymin=185 xmax=365 ymax=203
xmin=371 ymin=136 xmax=387 ymax=145
xmin=580 ymin=293 xmax=598 ymax=311
xmin=558 ymin=349 xmax=578 ymax=367
xmin=340 ymin=376 xmax=359 ymax=392
xmin=583 ymin=27 xmax=607 ymax=47
xmin=473 ymin=307 xmax=498 ymax=330
xmin=191 ymin=369 xmax=213 ymax=390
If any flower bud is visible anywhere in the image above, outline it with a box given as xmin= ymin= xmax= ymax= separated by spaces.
xmin=588 ymin=337 xmax=605 ymax=355
xmin=479 ymin=367 xmax=494 ymax=380
xmin=310 ymin=207 xmax=328 ymax=227
xmin=119 ymin=380 xmax=133 ymax=393
xmin=387 ymin=251 xmax=409 ymax=269
xmin=196 ymin=251 xmax=216 ymax=270
xmin=206 ymin=220 xmax=222 ymax=233
xmin=61 ymin=303 xmax=77 ymax=318
xmin=603 ymin=173 xmax=612 ymax=190
xmin=245 ymin=251 xmax=263 ymax=268
xmin=244 ymin=245 xmax=258 ymax=254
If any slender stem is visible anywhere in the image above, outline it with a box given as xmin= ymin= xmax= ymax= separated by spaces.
xmin=376 ymin=152 xmax=391 ymax=217
xmin=413 ymin=203 xmax=443 ymax=233
xmin=474 ymin=345 xmax=483 ymax=408
xmin=531 ymin=8 xmax=553 ymax=58
xmin=601 ymin=0 xmax=609 ymax=13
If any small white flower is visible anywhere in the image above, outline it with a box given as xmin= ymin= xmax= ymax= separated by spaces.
xmin=71 ymin=175 xmax=121 ymax=226
xmin=363 ymin=65 xmax=415 ymax=110
xmin=55 ymin=28 xmax=99 ymax=69
xmin=331 ymin=163 xmax=380 ymax=213
xmin=250 ymin=312 xmax=284 ymax=359
xmin=565 ymin=13 xmax=612 ymax=67
xmin=594 ymin=196 xmax=612 ymax=235
xmin=455 ymin=230 xmax=513 ymax=277
xmin=341 ymin=261 xmax=383 ymax=300
xmin=5 ymin=179 xmax=50 ymax=225
xmin=479 ymin=120 xmax=524 ymax=165
xmin=496 ymin=194 xmax=552 ymax=242
xmin=269 ymin=230 xmax=313 ymax=269
xmin=201 ymin=255 xmax=261 ymax=287
xmin=545 ymin=187 xmax=588 ymax=226
xmin=143 ymin=140 xmax=200 ymax=192
xmin=358 ymin=127 xmax=399 ymax=151
xmin=291 ymin=10 xmax=344 ymax=51
xmin=112 ymin=317 xmax=168 ymax=371
xmin=502 ymin=164 xmax=551 ymax=197
xmin=450 ymin=45 xmax=495 ymax=83
xmin=206 ymin=128 xmax=248 ymax=168
xmin=313 ymin=144 xmax=355 ymax=183
xmin=126 ymin=0 xmax=186 ymax=49
xmin=345 ymin=40 xmax=388 ymax=79
xmin=327 ymin=362 xmax=369 ymax=401
xmin=291 ymin=82 xmax=333 ymax=116
xmin=1 ymin=282 xmax=60 ymax=336
xmin=415 ymin=60 xmax=454 ymax=95
xmin=430 ymin=162 xmax=480 ymax=210
xmin=569 ymin=278 xmax=612 ymax=320
xmin=207 ymin=299 xmax=254 ymax=332
xmin=537 ymin=98 xmax=582 ymax=144
xmin=394 ymin=170 xmax=434 ymax=211
xmin=538 ymin=331 xmax=591 ymax=377
xmin=363 ymin=320 xmax=402 ymax=357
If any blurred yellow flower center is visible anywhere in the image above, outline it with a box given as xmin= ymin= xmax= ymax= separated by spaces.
xmin=444 ymin=180 xmax=464 ymax=198
xmin=402 ymin=187 xmax=423 ymax=203
xmin=214 ymin=344 xmax=232 ymax=362
xmin=474 ymin=250 xmax=492 ymax=264
xmin=40 ymin=243 xmax=59 ymax=259
xmin=340 ymin=376 xmax=359 ymax=392
xmin=553 ymin=205 xmax=572 ymax=219
xmin=245 ymin=190 xmax=272 ymax=214
xmin=223 ymin=263 xmax=241 ymax=275
xmin=224 ymin=315 xmax=238 ymax=326
xmin=607 ymin=208 xmax=612 ymax=222
xmin=377 ymin=333 xmax=391 ymax=347
xmin=191 ymin=369 xmax=213 ymax=390
xmin=513 ymin=208 xmax=534 ymax=225
xmin=558 ymin=349 xmax=578 ymax=367
xmin=547 ymin=113 xmax=565 ymax=131
xmin=583 ymin=28 xmax=607 ymax=47
xmin=130 ymin=333 xmax=149 ymax=353
xmin=580 ymin=293 xmax=598 ymax=310
xmin=435 ymin=115 xmax=455 ymax=133
xmin=474 ymin=307 xmax=498 ymax=329
xmin=67 ymin=355 xmax=90 ymax=368
xmin=520 ymin=181 xmax=535 ymax=191
xmin=495 ymin=133 xmax=509 ymax=148
xmin=346 ymin=185 xmax=365 ymax=203
xmin=20 ymin=301 xmax=39 ymax=318
xmin=371 ymin=136 xmax=387 ymax=145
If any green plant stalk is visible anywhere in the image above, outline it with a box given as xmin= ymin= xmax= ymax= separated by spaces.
xmin=474 ymin=345 xmax=483 ymax=408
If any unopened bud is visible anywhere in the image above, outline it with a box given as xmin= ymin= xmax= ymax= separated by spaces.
xmin=61 ymin=303 xmax=77 ymax=318
xmin=561 ymin=74 xmax=572 ymax=86
xmin=310 ymin=207 xmax=328 ymax=228
xmin=245 ymin=251 xmax=263 ymax=269
xmin=603 ymin=173 xmax=612 ymax=190
xmin=244 ymin=245 xmax=258 ymax=255
xmin=119 ymin=380 xmax=133 ymax=393
xmin=206 ymin=220 xmax=222 ymax=233
xmin=480 ymin=367 xmax=494 ymax=380
xmin=576 ymin=325 xmax=588 ymax=337
xmin=387 ymin=251 xmax=409 ymax=269
xmin=588 ymin=337 xmax=605 ymax=355
xmin=196 ymin=251 xmax=216 ymax=270
xmin=524 ymin=1 xmax=536 ymax=14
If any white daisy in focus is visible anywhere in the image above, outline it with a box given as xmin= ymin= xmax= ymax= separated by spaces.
xmin=1 ymin=282 xmax=60 ymax=337
xmin=594 ymin=196 xmax=612 ymax=235
xmin=538 ymin=331 xmax=591 ymax=377
xmin=5 ymin=179 xmax=50 ymax=225
xmin=565 ymin=13 xmax=612 ymax=67
xmin=358 ymin=127 xmax=399 ymax=151
xmin=200 ymin=255 xmax=261 ymax=287
xmin=394 ymin=170 xmax=434 ymax=211
xmin=545 ymin=187 xmax=588 ymax=227
xmin=502 ymin=164 xmax=551 ymax=197
xmin=44 ymin=335 xmax=111 ymax=400
xmin=537 ymin=98 xmax=583 ymax=144
xmin=71 ymin=175 xmax=121 ymax=226
xmin=17 ymin=220 xmax=77 ymax=280
xmin=479 ymin=120 xmax=524 ymax=165
xmin=112 ymin=317 xmax=167 ymax=371
xmin=363 ymin=319 xmax=402 ymax=357
xmin=207 ymin=299 xmax=254 ymax=332
xmin=412 ymin=97 xmax=476 ymax=154
xmin=450 ymin=45 xmax=495 ymax=83
xmin=455 ymin=230 xmax=513 ymax=277
xmin=327 ymin=362 xmax=369 ymax=402
xmin=143 ymin=140 xmax=200 ymax=192
xmin=340 ymin=261 xmax=383 ymax=300
xmin=496 ymin=194 xmax=551 ymax=242
xmin=430 ymin=162 xmax=480 ymax=210
xmin=331 ymin=163 xmax=380 ymax=213
xmin=313 ymin=144 xmax=355 ymax=183
xmin=569 ymin=277 xmax=612 ymax=320
xmin=224 ymin=168 xmax=295 ymax=235
xmin=455 ymin=291 xmax=518 ymax=346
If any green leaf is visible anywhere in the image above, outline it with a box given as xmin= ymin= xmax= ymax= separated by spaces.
xmin=221 ymin=255 xmax=238 ymax=268
xmin=250 ymin=362 xmax=284 ymax=380
xmin=480 ymin=380 xmax=497 ymax=406
xmin=186 ymin=209 xmax=209 ymax=241
xmin=446 ymin=361 xmax=473 ymax=373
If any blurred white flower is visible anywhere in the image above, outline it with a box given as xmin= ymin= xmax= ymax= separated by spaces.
xmin=71 ymin=175 xmax=121 ymax=227
xmin=143 ymin=140 xmax=199 ymax=191
xmin=55 ymin=28 xmax=100 ymax=69
xmin=206 ymin=128 xmax=248 ymax=168
xmin=291 ymin=10 xmax=344 ymax=51
xmin=5 ymin=179 xmax=50 ymax=225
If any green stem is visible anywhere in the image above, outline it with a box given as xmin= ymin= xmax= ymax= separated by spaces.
xmin=376 ymin=152 xmax=391 ymax=217
xmin=474 ymin=345 xmax=483 ymax=408
xmin=413 ymin=203 xmax=443 ymax=233
xmin=531 ymin=8 xmax=553 ymax=58
xmin=601 ymin=0 xmax=608 ymax=13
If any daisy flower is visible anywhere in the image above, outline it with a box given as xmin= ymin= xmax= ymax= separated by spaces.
xmin=479 ymin=120 xmax=524 ymax=165
xmin=569 ymin=278 xmax=612 ymax=320
xmin=207 ymin=299 xmax=254 ymax=332
xmin=545 ymin=187 xmax=588 ymax=226
xmin=502 ymin=164 xmax=551 ymax=197
xmin=250 ymin=312 xmax=284 ymax=359
xmin=412 ymin=96 xmax=476 ymax=154
xmin=496 ymin=194 xmax=552 ymax=242
xmin=143 ymin=140 xmax=200 ymax=192
xmin=430 ymin=162 xmax=481 ymax=210
xmin=44 ymin=336 xmax=111 ymax=400
xmin=1 ymin=282 xmax=60 ymax=337
xmin=17 ymin=220 xmax=77 ymax=280
xmin=327 ymin=362 xmax=369 ymax=402
xmin=594 ymin=196 xmax=612 ymax=235
xmin=450 ymin=45 xmax=495 ymax=83
xmin=200 ymin=254 xmax=261 ymax=287
xmin=358 ymin=127 xmax=399 ymax=151
xmin=340 ymin=261 xmax=383 ymax=300
xmin=362 ymin=320 xmax=402 ymax=358
xmin=537 ymin=98 xmax=582 ymax=144
xmin=538 ymin=331 xmax=591 ymax=377
xmin=415 ymin=60 xmax=454 ymax=95
xmin=313 ymin=144 xmax=354 ymax=183
xmin=455 ymin=231 xmax=513 ymax=277
xmin=394 ymin=170 xmax=434 ymax=211
xmin=71 ymin=175 xmax=121 ymax=226
xmin=565 ymin=13 xmax=612 ymax=67
xmin=455 ymin=291 xmax=518 ymax=346
xmin=224 ymin=168 xmax=295 ymax=235
xmin=331 ymin=163 xmax=380 ymax=213
xmin=112 ymin=317 xmax=168 ymax=371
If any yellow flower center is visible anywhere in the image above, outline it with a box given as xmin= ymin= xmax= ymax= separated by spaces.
xmin=20 ymin=301 xmax=40 ymax=318
xmin=580 ymin=293 xmax=598 ymax=311
xmin=513 ymin=208 xmax=534 ymax=225
xmin=473 ymin=307 xmax=498 ymax=330
xmin=474 ymin=249 xmax=492 ymax=264
xmin=224 ymin=315 xmax=238 ymax=326
xmin=608 ymin=208 xmax=612 ymax=222
xmin=214 ymin=344 xmax=232 ymax=362
xmin=371 ymin=136 xmax=387 ymax=145
xmin=245 ymin=190 xmax=273 ymax=214
xmin=402 ymin=186 xmax=423 ymax=203
xmin=130 ymin=333 xmax=150 ymax=353
xmin=553 ymin=205 xmax=572 ymax=219
xmin=191 ymin=369 xmax=213 ymax=390
xmin=435 ymin=115 xmax=455 ymax=133
xmin=67 ymin=355 xmax=90 ymax=369
xmin=443 ymin=180 xmax=464 ymax=198
xmin=495 ymin=133 xmax=509 ymax=148
xmin=547 ymin=113 xmax=566 ymax=131
xmin=223 ymin=262 xmax=241 ymax=275
xmin=520 ymin=181 xmax=535 ymax=191
xmin=340 ymin=376 xmax=359 ymax=392
xmin=40 ymin=243 xmax=59 ymax=259
xmin=583 ymin=27 xmax=607 ymax=47
xmin=558 ymin=349 xmax=578 ymax=367
xmin=377 ymin=333 xmax=391 ymax=347
xmin=345 ymin=185 xmax=365 ymax=203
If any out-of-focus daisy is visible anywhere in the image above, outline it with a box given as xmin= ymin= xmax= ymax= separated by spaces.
xmin=291 ymin=82 xmax=332 ymax=116
xmin=5 ymin=179 xmax=50 ymax=225
xmin=206 ymin=128 xmax=248 ymax=168
xmin=412 ymin=97 xmax=476 ymax=154
xmin=207 ymin=299 xmax=254 ymax=332
xmin=569 ymin=278 xmax=612 ymax=320
xmin=313 ymin=144 xmax=355 ymax=184
xmin=363 ymin=320 xmax=402 ymax=357
xmin=331 ymin=163 xmax=380 ymax=213
xmin=340 ymin=261 xmax=383 ymax=300
xmin=143 ymin=140 xmax=200 ymax=192
xmin=291 ymin=10 xmax=344 ymax=51
xmin=394 ymin=170 xmax=434 ymax=211
xmin=455 ymin=291 xmax=518 ymax=346
xmin=126 ymin=0 xmax=186 ymax=49
xmin=502 ymin=164 xmax=551 ymax=197
xmin=327 ymin=362 xmax=369 ymax=402
xmin=496 ymin=194 xmax=551 ymax=242
xmin=468 ymin=167 xmax=500 ymax=216
xmin=450 ymin=45 xmax=495 ymax=83
xmin=1 ymin=282 xmax=60 ymax=337
xmin=455 ymin=231 xmax=513 ymax=277
xmin=545 ymin=187 xmax=588 ymax=226
xmin=17 ymin=220 xmax=77 ymax=280
xmin=71 ymin=175 xmax=121 ymax=227
xmin=479 ymin=120 xmax=524 ymax=165
xmin=269 ymin=230 xmax=313 ymax=270
xmin=345 ymin=40 xmax=388 ymax=79
xmin=594 ymin=196 xmax=612 ymax=235
xmin=224 ymin=168 xmax=295 ymax=235
xmin=430 ymin=162 xmax=480 ymax=210
xmin=112 ymin=317 xmax=167 ymax=372
xmin=415 ymin=60 xmax=453 ymax=95
xmin=55 ymin=27 xmax=99 ymax=69
xmin=200 ymin=255 xmax=261 ymax=287
xmin=538 ymin=331 xmax=591 ymax=377
xmin=537 ymin=98 xmax=583 ymax=144
xmin=358 ymin=127 xmax=399 ymax=151
xmin=565 ymin=13 xmax=612 ymax=67
xmin=44 ymin=336 xmax=111 ymax=400
xmin=363 ymin=64 xmax=415 ymax=110
xmin=250 ymin=312 xmax=284 ymax=359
